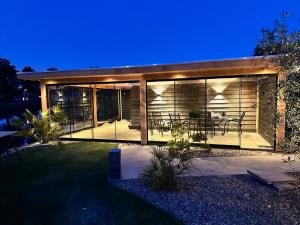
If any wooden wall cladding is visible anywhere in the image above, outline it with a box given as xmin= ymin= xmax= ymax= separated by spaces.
xmin=128 ymin=85 xmax=141 ymax=128
xmin=146 ymin=78 xmax=259 ymax=132
xmin=258 ymin=76 xmax=277 ymax=146
xmin=121 ymin=90 xmax=131 ymax=120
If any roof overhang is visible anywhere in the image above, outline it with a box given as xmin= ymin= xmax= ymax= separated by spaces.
xmin=17 ymin=57 xmax=278 ymax=82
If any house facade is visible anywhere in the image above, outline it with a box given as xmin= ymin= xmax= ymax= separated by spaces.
xmin=18 ymin=57 xmax=285 ymax=150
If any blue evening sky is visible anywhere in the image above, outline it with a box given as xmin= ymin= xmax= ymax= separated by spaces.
xmin=1 ymin=0 xmax=300 ymax=71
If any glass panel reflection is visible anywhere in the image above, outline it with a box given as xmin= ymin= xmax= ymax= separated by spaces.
xmin=147 ymin=81 xmax=175 ymax=142
xmin=206 ymin=78 xmax=241 ymax=146
xmin=48 ymin=85 xmax=93 ymax=139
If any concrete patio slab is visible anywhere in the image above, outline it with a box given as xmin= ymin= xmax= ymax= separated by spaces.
xmin=247 ymin=169 xmax=296 ymax=185
xmin=120 ymin=144 xmax=300 ymax=180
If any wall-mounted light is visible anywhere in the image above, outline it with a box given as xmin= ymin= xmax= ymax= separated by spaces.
xmin=57 ymin=90 xmax=63 ymax=102
xmin=154 ymin=95 xmax=166 ymax=104
xmin=82 ymin=92 xmax=87 ymax=101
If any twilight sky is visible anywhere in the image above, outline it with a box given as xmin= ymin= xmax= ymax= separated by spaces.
xmin=1 ymin=0 xmax=300 ymax=71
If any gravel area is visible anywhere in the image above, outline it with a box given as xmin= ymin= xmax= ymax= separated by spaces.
xmin=195 ymin=148 xmax=277 ymax=157
xmin=114 ymin=175 xmax=300 ymax=225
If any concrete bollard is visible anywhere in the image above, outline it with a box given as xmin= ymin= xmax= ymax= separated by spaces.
xmin=108 ymin=148 xmax=121 ymax=180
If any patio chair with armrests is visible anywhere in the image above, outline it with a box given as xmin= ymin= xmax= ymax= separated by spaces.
xmin=151 ymin=112 xmax=167 ymax=136
xmin=168 ymin=112 xmax=189 ymax=128
xmin=148 ymin=114 xmax=154 ymax=135
xmin=222 ymin=111 xmax=246 ymax=135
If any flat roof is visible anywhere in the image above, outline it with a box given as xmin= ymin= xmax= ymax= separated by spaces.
xmin=18 ymin=56 xmax=275 ymax=81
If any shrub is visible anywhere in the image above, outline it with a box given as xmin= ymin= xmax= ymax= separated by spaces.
xmin=191 ymin=132 xmax=207 ymax=143
xmin=255 ymin=13 xmax=300 ymax=152
xmin=11 ymin=106 xmax=67 ymax=144
xmin=142 ymin=121 xmax=199 ymax=190
xmin=188 ymin=110 xmax=200 ymax=119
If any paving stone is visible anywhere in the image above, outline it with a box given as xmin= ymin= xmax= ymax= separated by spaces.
xmin=247 ymin=169 xmax=296 ymax=185
xmin=273 ymin=183 xmax=295 ymax=192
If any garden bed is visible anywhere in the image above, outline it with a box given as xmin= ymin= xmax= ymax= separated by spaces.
xmin=195 ymin=148 xmax=277 ymax=158
xmin=115 ymin=175 xmax=300 ymax=225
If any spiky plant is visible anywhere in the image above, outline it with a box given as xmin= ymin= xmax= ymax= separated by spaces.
xmin=142 ymin=121 xmax=199 ymax=190
xmin=12 ymin=106 xmax=67 ymax=144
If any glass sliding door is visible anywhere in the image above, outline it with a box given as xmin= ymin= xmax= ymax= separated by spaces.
xmin=88 ymin=82 xmax=140 ymax=141
xmin=239 ymin=75 xmax=276 ymax=150
xmin=115 ymin=82 xmax=141 ymax=141
xmin=147 ymin=81 xmax=175 ymax=142
xmin=206 ymin=78 xmax=241 ymax=146
xmin=47 ymin=82 xmax=141 ymax=141
xmin=146 ymin=78 xmax=242 ymax=147
xmin=47 ymin=85 xmax=94 ymax=139
xmin=95 ymin=84 xmax=118 ymax=140
xmin=174 ymin=79 xmax=206 ymax=143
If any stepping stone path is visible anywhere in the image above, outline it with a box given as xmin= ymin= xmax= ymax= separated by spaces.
xmin=247 ymin=169 xmax=297 ymax=192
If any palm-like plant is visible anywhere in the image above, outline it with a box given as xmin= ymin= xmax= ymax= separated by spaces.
xmin=12 ymin=106 xmax=67 ymax=144
xmin=142 ymin=121 xmax=199 ymax=190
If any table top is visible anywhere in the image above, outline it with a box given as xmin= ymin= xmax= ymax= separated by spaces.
xmin=0 ymin=131 xmax=19 ymax=138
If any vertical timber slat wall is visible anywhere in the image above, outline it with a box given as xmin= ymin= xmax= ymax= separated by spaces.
xmin=258 ymin=75 xmax=277 ymax=146
xmin=147 ymin=78 xmax=259 ymax=133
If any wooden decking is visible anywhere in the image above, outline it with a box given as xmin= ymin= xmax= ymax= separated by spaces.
xmin=61 ymin=120 xmax=273 ymax=149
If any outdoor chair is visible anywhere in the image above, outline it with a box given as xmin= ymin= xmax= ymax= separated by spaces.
xmin=151 ymin=112 xmax=168 ymax=136
xmin=187 ymin=111 xmax=215 ymax=138
xmin=168 ymin=112 xmax=189 ymax=128
xmin=222 ymin=112 xmax=246 ymax=135
xmin=148 ymin=114 xmax=154 ymax=135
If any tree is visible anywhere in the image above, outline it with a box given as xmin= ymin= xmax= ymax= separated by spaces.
xmin=254 ymin=13 xmax=300 ymax=153
xmin=47 ymin=67 xmax=58 ymax=71
xmin=19 ymin=66 xmax=40 ymax=103
xmin=21 ymin=66 xmax=35 ymax=72
xmin=0 ymin=58 xmax=17 ymax=103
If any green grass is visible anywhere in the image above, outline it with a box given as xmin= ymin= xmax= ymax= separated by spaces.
xmin=0 ymin=142 xmax=182 ymax=225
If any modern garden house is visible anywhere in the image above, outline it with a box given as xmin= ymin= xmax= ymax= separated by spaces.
xmin=18 ymin=57 xmax=285 ymax=150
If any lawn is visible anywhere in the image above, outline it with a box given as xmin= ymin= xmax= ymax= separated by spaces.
xmin=0 ymin=142 xmax=182 ymax=225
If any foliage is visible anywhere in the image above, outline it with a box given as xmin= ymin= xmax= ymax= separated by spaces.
xmin=142 ymin=121 xmax=199 ymax=190
xmin=47 ymin=67 xmax=58 ymax=71
xmin=170 ymin=121 xmax=186 ymax=139
xmin=191 ymin=132 xmax=207 ymax=142
xmin=0 ymin=58 xmax=17 ymax=102
xmin=11 ymin=106 xmax=67 ymax=144
xmin=188 ymin=110 xmax=200 ymax=118
xmin=254 ymin=12 xmax=300 ymax=152
xmin=17 ymin=66 xmax=40 ymax=104
xmin=21 ymin=66 xmax=35 ymax=72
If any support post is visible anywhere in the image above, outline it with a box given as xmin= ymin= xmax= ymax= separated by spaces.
xmin=276 ymin=72 xmax=286 ymax=150
xmin=139 ymin=79 xmax=147 ymax=145
xmin=40 ymin=81 xmax=47 ymax=112
xmin=92 ymin=87 xmax=97 ymax=128
xmin=256 ymin=84 xmax=259 ymax=132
